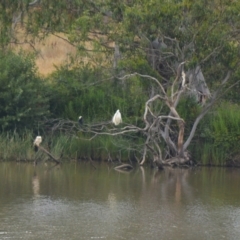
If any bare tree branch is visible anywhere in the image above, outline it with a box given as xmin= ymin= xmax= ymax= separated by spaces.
xmin=29 ymin=0 xmax=39 ymax=6
xmin=183 ymin=71 xmax=232 ymax=150
xmin=118 ymin=73 xmax=167 ymax=96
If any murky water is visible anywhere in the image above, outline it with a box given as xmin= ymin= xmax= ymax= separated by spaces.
xmin=0 ymin=162 xmax=240 ymax=240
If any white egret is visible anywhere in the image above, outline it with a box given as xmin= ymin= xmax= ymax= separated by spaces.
xmin=33 ymin=136 xmax=42 ymax=152
xmin=112 ymin=109 xmax=122 ymax=126
xmin=181 ymin=70 xmax=186 ymax=87
xmin=78 ymin=116 xmax=83 ymax=126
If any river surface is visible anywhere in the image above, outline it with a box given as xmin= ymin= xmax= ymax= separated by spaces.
xmin=0 ymin=162 xmax=240 ymax=240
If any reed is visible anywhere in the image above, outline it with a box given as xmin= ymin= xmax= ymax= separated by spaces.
xmin=192 ymin=102 xmax=240 ymax=165
xmin=0 ymin=130 xmax=137 ymax=162
xmin=0 ymin=130 xmax=35 ymax=161
xmin=43 ymin=133 xmax=137 ymax=162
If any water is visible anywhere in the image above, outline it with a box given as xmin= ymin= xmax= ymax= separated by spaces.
xmin=0 ymin=162 xmax=240 ymax=240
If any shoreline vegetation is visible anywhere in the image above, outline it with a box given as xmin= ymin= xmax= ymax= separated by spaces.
xmin=1 ymin=103 xmax=240 ymax=168
xmin=1 ymin=1 xmax=240 ymax=167
xmin=0 ymin=130 xmax=138 ymax=164
xmin=0 ymin=51 xmax=239 ymax=167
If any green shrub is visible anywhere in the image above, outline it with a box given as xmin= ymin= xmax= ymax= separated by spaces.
xmin=48 ymin=64 xmax=147 ymax=125
xmin=0 ymin=50 xmax=49 ymax=131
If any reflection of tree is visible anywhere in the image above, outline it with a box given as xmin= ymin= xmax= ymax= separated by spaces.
xmin=165 ymin=168 xmax=192 ymax=205
xmin=163 ymin=168 xmax=193 ymax=205
xmin=32 ymin=173 xmax=40 ymax=198
xmin=107 ymin=192 xmax=117 ymax=210
xmin=140 ymin=167 xmax=193 ymax=207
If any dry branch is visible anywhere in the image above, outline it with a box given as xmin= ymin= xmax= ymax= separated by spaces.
xmin=114 ymin=164 xmax=133 ymax=171
xmin=37 ymin=146 xmax=61 ymax=164
xmin=164 ymin=157 xmax=189 ymax=166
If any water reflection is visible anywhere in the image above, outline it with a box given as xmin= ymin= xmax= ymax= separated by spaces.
xmin=32 ymin=173 xmax=40 ymax=199
xmin=0 ymin=163 xmax=240 ymax=240
xmin=140 ymin=166 xmax=193 ymax=206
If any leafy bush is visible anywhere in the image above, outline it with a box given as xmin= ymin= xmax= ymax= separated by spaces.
xmin=49 ymin=65 xmax=111 ymax=121
xmin=0 ymin=50 xmax=49 ymax=131
xmin=48 ymin=64 xmax=147 ymax=124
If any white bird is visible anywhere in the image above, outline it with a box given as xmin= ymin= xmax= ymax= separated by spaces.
xmin=34 ymin=136 xmax=42 ymax=146
xmin=33 ymin=136 xmax=42 ymax=152
xmin=112 ymin=109 xmax=122 ymax=126
xmin=78 ymin=116 xmax=83 ymax=126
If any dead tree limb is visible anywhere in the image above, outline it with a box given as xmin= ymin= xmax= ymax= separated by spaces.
xmin=114 ymin=164 xmax=133 ymax=171
xmin=164 ymin=157 xmax=189 ymax=166
xmin=37 ymin=146 xmax=61 ymax=164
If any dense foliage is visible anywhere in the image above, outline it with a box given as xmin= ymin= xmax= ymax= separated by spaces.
xmin=49 ymin=64 xmax=147 ymax=124
xmin=0 ymin=50 xmax=49 ymax=131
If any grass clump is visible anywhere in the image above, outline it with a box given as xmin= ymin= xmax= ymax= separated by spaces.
xmin=192 ymin=102 xmax=240 ymax=166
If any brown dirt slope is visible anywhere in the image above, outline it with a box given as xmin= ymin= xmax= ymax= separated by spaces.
xmin=11 ymin=33 xmax=76 ymax=76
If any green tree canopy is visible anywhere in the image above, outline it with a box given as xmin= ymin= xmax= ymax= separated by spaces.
xmin=1 ymin=0 xmax=239 ymax=77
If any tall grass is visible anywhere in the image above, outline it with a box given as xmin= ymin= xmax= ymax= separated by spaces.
xmin=0 ymin=131 xmax=35 ymax=161
xmin=0 ymin=130 xmax=137 ymax=162
xmin=191 ymin=102 xmax=240 ymax=166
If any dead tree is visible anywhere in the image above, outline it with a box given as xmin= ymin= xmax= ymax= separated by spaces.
xmin=39 ymin=33 xmax=233 ymax=167
xmin=40 ymin=65 xmax=233 ymax=168
xmin=81 ymin=65 xmax=232 ymax=167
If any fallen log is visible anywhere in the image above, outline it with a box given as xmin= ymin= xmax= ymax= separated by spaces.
xmin=37 ymin=145 xmax=61 ymax=164
xmin=164 ymin=157 xmax=189 ymax=165
xmin=114 ymin=164 xmax=133 ymax=171
xmin=114 ymin=168 xmax=132 ymax=174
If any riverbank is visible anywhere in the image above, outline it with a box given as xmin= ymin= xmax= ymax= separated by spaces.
xmin=1 ymin=130 xmax=240 ymax=167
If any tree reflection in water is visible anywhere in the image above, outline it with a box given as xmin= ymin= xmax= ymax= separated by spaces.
xmin=32 ymin=172 xmax=40 ymax=199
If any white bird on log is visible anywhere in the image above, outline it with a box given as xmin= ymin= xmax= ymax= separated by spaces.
xmin=112 ymin=109 xmax=122 ymax=126
xmin=33 ymin=136 xmax=42 ymax=152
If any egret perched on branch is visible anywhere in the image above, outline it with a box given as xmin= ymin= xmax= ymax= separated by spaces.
xmin=78 ymin=116 xmax=83 ymax=126
xmin=112 ymin=109 xmax=122 ymax=126
xmin=33 ymin=136 xmax=42 ymax=152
